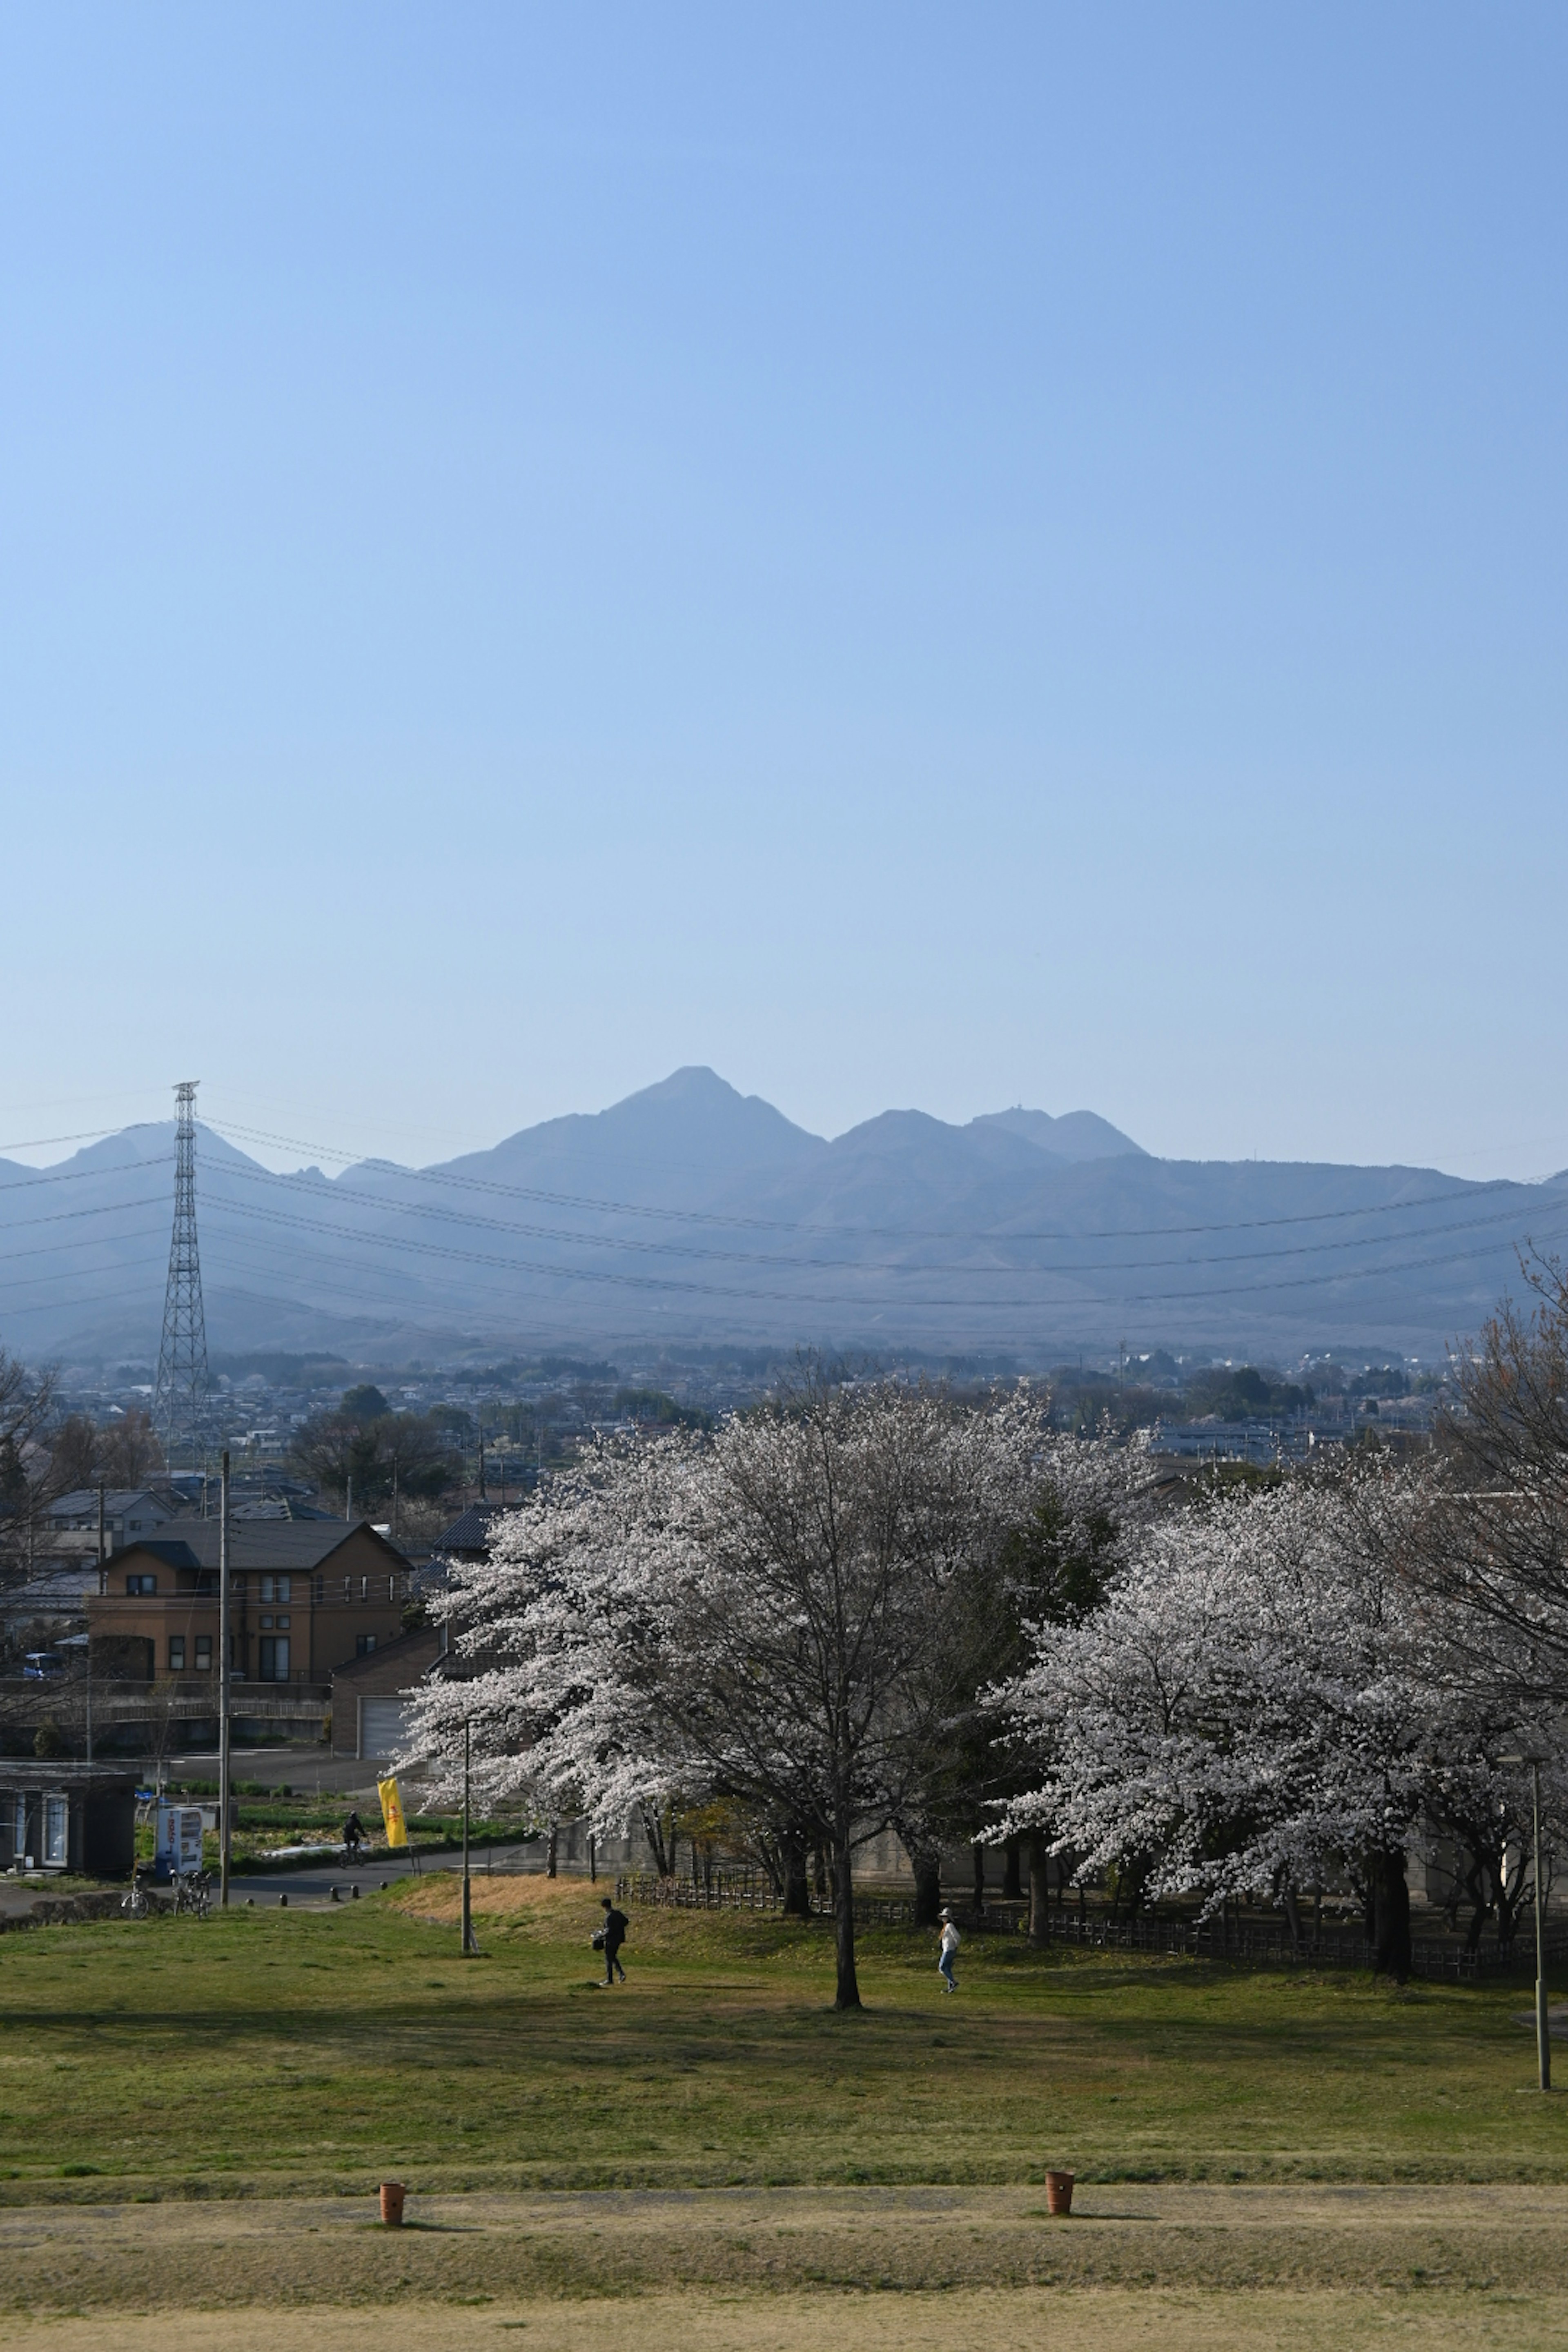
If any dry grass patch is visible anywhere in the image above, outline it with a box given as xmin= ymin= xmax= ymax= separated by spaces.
xmin=390 ymin=1871 xmax=593 ymax=1927
xmin=0 ymin=2287 xmax=1565 ymax=2352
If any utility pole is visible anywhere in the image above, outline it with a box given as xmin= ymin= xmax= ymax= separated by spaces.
xmin=461 ymin=1719 xmax=479 ymax=1957
xmin=1535 ymin=1760 xmax=1552 ymax=2094
xmin=89 ymin=1483 xmax=105 ymax=1764
xmin=1504 ymin=1748 xmax=1553 ymax=2092
xmin=219 ymin=1448 xmax=232 ymax=1907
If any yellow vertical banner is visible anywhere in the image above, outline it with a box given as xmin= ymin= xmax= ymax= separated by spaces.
xmin=378 ymin=1775 xmax=408 ymax=1849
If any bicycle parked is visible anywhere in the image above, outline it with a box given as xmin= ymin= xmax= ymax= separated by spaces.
xmin=120 ymin=1865 xmax=151 ymax=1920
xmin=171 ymin=1869 xmax=212 ymax=1918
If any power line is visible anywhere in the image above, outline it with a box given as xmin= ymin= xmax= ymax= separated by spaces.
xmin=0 ymin=1196 xmax=174 ymax=1240
xmin=209 ymin=1112 xmax=1548 ymax=1247
xmin=206 ymin=1156 xmax=1552 ymax=1279
xmin=0 ymin=1265 xmax=172 ymax=1317
xmin=0 ymin=1226 xmax=170 ymax=1278
xmin=199 ymin=1191 xmax=1568 ymax=1313
xmin=0 ymin=1125 xmax=153 ymax=1156
xmin=0 ymin=1156 xmax=174 ymax=1194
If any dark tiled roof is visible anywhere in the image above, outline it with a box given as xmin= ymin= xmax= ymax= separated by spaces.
xmin=330 ymin=1624 xmax=444 ymax=1688
xmin=438 ymin=1503 xmax=507 ymax=1553
xmin=0 ymin=1566 xmax=104 ymax=1610
xmin=230 ymin=1499 xmax=337 ymax=1521
xmin=114 ymin=1521 xmax=412 ymax=1573
xmin=48 ymin=1488 xmax=171 ymax=1521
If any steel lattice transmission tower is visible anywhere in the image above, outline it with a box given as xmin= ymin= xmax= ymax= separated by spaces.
xmin=153 ymin=1080 xmax=210 ymax=1472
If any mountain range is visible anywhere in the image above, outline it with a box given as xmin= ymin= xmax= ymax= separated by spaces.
xmin=2 ymin=1066 xmax=1563 ymax=1366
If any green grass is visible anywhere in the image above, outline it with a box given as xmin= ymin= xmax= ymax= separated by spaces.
xmin=0 ymin=1876 xmax=1562 ymax=2198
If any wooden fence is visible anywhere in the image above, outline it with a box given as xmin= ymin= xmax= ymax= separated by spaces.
xmin=615 ymin=1867 xmax=1566 ymax=1981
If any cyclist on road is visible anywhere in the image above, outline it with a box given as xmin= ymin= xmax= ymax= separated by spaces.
xmin=343 ymin=1809 xmax=366 ymax=1862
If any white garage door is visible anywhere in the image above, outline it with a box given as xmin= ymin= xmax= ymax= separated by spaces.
xmin=359 ymin=1695 xmax=413 ymax=1759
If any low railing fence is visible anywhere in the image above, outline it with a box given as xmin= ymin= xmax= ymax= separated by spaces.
xmin=615 ymin=1867 xmax=1566 ymax=1980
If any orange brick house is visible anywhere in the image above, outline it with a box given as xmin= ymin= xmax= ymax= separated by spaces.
xmin=87 ymin=1520 xmax=414 ymax=1694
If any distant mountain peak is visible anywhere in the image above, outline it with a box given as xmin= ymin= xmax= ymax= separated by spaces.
xmin=971 ymin=1107 xmax=1147 ymax=1163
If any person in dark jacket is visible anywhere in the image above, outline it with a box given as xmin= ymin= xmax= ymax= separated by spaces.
xmin=598 ymin=1894 xmax=628 ymax=1984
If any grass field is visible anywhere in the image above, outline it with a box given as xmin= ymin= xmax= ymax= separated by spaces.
xmin=0 ymin=1872 xmax=1561 ymax=2197
xmin=0 ymin=1875 xmax=1564 ymax=2338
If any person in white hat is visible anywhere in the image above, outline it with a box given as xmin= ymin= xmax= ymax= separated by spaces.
xmin=937 ymin=1907 xmax=960 ymax=1993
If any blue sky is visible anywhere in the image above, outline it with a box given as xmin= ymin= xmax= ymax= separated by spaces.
xmin=2 ymin=6 xmax=1564 ymax=1178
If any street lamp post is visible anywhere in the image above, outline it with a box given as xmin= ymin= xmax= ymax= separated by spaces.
xmin=1502 ymin=1748 xmax=1552 ymax=2092
xmin=461 ymin=1718 xmax=479 ymax=1959
xmin=219 ymin=1448 xmax=232 ymax=1907
xmin=1533 ymin=1760 xmax=1551 ymax=2094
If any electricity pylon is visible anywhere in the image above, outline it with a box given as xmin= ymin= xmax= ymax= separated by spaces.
xmin=153 ymin=1080 xmax=210 ymax=1472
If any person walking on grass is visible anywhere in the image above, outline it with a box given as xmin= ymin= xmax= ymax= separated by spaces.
xmin=937 ymin=1906 xmax=960 ymax=1993
xmin=598 ymin=1894 xmax=629 ymax=1984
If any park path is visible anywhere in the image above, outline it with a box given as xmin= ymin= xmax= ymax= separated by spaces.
xmin=0 ymin=2179 xmax=1562 ymax=2320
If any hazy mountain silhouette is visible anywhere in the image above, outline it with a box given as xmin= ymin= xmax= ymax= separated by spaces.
xmin=2 ymin=1067 xmax=1562 ymax=1364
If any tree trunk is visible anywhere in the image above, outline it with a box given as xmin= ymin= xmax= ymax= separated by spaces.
xmin=1002 ymin=1835 xmax=1022 ymax=1903
xmin=637 ymin=1803 xmax=673 ymax=1878
xmin=833 ymin=1823 xmax=861 ymax=2009
xmin=546 ymin=1821 xmax=558 ymax=1880
xmin=911 ymin=1848 xmax=942 ymax=1930
xmin=1282 ymin=1884 xmax=1303 ymax=1957
xmin=781 ymin=1826 xmax=811 ymax=1919
xmin=1372 ymin=1846 xmax=1411 ymax=1984
xmin=1027 ymin=1834 xmax=1051 ymax=1947
xmin=971 ymin=1843 xmax=986 ymax=1921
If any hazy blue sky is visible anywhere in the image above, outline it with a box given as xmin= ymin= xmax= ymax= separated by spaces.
xmin=3 ymin=7 xmax=1564 ymax=1178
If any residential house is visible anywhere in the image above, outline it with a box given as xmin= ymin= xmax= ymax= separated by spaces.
xmin=330 ymin=1623 xmax=443 ymax=1760
xmin=85 ymin=1522 xmax=414 ymax=1748
xmin=45 ymin=1489 xmax=176 ymax=1554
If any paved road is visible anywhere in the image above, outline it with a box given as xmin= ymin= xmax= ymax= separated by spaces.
xmin=222 ymin=1843 xmax=551 ymax=1909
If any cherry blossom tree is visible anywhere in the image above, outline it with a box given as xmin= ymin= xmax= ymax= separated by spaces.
xmin=405 ymin=1374 xmax=1091 ymax=2007
xmin=998 ymin=1457 xmax=1551 ymax=1981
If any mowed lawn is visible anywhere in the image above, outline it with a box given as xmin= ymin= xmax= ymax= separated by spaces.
xmin=0 ymin=1874 xmax=1561 ymax=2195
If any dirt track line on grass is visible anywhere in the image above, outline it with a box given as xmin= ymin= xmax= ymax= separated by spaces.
xmin=0 ymin=2183 xmax=1564 ymax=2309
xmin=4 ymin=2287 xmax=1568 ymax=2352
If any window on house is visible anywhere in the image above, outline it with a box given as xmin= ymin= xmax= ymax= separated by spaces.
xmin=258 ymin=1636 xmax=290 ymax=1682
xmin=194 ymin=1635 xmax=212 ymax=1670
xmin=275 ymin=1614 xmax=290 ymax=1630
xmin=259 ymin=1614 xmax=273 ymax=1630
xmin=168 ymin=1636 xmax=186 ymax=1672
xmin=42 ymin=1797 xmax=67 ymax=1867
xmin=356 ymin=1634 xmax=376 ymax=1656
xmin=260 ymin=1575 xmax=292 ymax=1604
xmin=126 ymin=1574 xmax=156 ymax=1595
